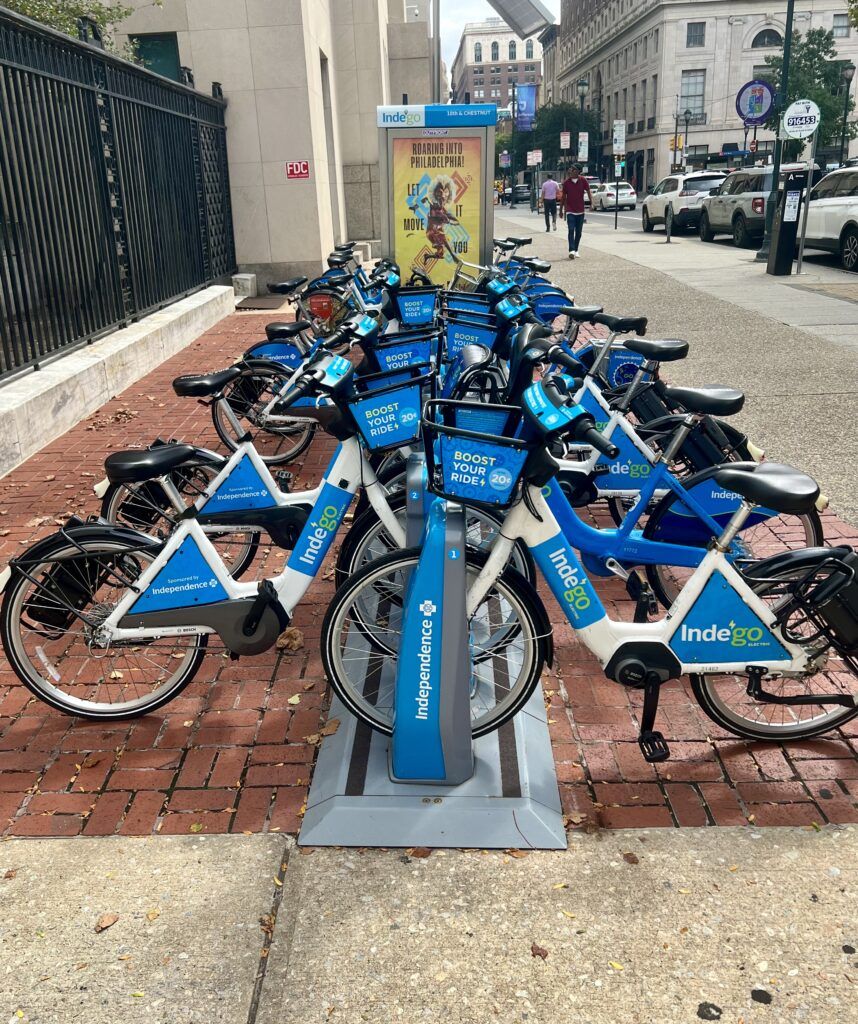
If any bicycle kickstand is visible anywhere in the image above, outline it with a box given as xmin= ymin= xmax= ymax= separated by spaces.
xmin=637 ymin=672 xmax=671 ymax=763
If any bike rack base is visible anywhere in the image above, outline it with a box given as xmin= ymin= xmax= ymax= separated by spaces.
xmin=299 ymin=689 xmax=566 ymax=850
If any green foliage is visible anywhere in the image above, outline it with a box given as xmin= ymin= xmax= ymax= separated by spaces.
xmin=496 ymin=102 xmax=600 ymax=175
xmin=3 ymin=0 xmax=159 ymax=59
xmin=763 ymin=27 xmax=857 ymax=158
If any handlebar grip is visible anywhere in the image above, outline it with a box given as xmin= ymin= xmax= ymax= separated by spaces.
xmin=549 ymin=346 xmax=584 ymax=375
xmin=274 ymin=377 xmax=317 ymax=411
xmin=580 ymin=426 xmax=619 ymax=460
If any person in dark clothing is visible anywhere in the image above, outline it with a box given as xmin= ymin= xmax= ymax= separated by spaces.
xmin=560 ymin=165 xmax=592 ymax=259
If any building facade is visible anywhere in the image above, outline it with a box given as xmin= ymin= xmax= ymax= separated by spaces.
xmin=114 ymin=0 xmax=432 ymax=285
xmin=556 ymin=0 xmax=858 ymax=191
xmin=451 ymin=17 xmax=543 ymax=109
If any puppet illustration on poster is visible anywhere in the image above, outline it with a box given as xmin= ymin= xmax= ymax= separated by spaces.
xmin=392 ymin=136 xmax=482 ymax=285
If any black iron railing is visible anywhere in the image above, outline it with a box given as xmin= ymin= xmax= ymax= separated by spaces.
xmin=0 ymin=7 xmax=236 ymax=381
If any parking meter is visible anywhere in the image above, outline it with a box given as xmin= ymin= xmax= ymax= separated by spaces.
xmin=767 ymin=167 xmax=807 ymax=276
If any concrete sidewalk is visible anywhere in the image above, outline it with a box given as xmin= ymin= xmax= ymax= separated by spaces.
xmin=497 ymin=211 xmax=858 ymax=525
xmin=2 ymin=828 xmax=856 ymax=1023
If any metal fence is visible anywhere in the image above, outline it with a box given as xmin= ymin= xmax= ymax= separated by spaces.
xmin=0 ymin=8 xmax=236 ymax=381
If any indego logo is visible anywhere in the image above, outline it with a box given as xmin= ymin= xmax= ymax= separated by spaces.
xmin=297 ymin=504 xmax=340 ymax=570
xmin=679 ymin=620 xmax=765 ymax=647
xmin=548 ymin=547 xmax=591 ymax=613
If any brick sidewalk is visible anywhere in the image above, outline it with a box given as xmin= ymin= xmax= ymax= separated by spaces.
xmin=1 ymin=312 xmax=857 ymax=838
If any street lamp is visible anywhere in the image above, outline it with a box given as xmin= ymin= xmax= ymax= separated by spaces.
xmin=840 ymin=62 xmax=856 ymax=166
xmin=577 ymin=76 xmax=589 ymax=113
xmin=683 ymin=108 xmax=693 ymax=168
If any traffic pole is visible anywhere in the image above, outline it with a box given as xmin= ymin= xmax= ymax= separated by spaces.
xmin=796 ymin=129 xmax=818 ymax=274
xmin=759 ymin=0 xmax=795 ymax=263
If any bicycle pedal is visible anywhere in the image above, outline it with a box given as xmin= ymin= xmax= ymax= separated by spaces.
xmin=638 ymin=730 xmax=670 ymax=763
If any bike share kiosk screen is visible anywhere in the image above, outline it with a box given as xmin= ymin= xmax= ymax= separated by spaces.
xmin=378 ymin=104 xmax=497 ymax=286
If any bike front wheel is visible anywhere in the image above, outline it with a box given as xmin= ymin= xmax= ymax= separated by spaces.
xmin=1 ymin=532 xmax=207 ymax=719
xmin=691 ymin=562 xmax=858 ymax=740
xmin=321 ymin=547 xmax=549 ymax=737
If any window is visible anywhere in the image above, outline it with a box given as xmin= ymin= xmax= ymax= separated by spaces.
xmin=811 ymin=174 xmax=840 ymax=201
xmin=490 ymin=87 xmax=500 ymax=98
xmin=474 ymin=42 xmax=482 ymax=62
xmin=652 ymin=74 xmax=658 ymax=116
xmin=752 ymin=29 xmax=783 ymax=48
xmin=491 ymin=41 xmax=499 ymax=61
xmin=837 ymin=170 xmax=858 ymax=196
xmin=680 ymin=69 xmax=705 ymax=115
xmin=509 ymin=40 xmax=516 ymax=60
xmin=526 ymin=39 xmax=534 ymax=59
xmin=643 ymin=36 xmax=647 ymax=59
xmin=834 ymin=14 xmax=850 ymax=38
xmin=474 ymin=88 xmax=484 ymax=98
xmin=130 ymin=32 xmax=181 ymax=80
xmin=687 ymin=22 xmax=705 ymax=47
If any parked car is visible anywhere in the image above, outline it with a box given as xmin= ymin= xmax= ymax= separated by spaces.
xmin=641 ymin=171 xmax=727 ymax=232
xmin=800 ymin=167 xmax=858 ymax=271
xmin=508 ymin=183 xmax=531 ymax=205
xmin=592 ymin=182 xmax=638 ymax=210
xmin=698 ymin=163 xmax=826 ymax=248
xmin=583 ymin=176 xmax=601 ymax=206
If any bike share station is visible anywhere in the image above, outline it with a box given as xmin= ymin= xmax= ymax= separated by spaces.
xmin=300 ymin=104 xmax=566 ymax=850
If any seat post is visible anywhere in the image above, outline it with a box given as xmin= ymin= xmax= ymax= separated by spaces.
xmin=588 ymin=331 xmax=618 ymax=379
xmin=614 ymin=358 xmax=657 ymax=413
xmin=656 ymin=413 xmax=698 ymax=465
xmin=715 ymin=500 xmax=753 ymax=552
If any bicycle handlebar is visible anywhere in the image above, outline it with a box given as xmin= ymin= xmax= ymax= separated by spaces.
xmin=578 ymin=425 xmax=620 ymax=460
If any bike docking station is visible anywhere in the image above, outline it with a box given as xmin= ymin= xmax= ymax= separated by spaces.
xmin=300 ymin=455 xmax=566 ymax=850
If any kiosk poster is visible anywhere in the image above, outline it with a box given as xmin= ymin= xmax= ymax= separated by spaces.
xmin=392 ymin=135 xmax=483 ymax=285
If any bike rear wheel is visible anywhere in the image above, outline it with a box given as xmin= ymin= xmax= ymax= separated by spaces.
xmin=1 ymin=533 xmax=207 ymax=719
xmin=692 ymin=563 xmax=858 ymax=740
xmin=321 ymin=547 xmax=549 ymax=737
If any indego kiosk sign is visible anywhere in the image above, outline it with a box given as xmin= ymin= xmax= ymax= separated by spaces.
xmin=378 ymin=104 xmax=497 ymax=286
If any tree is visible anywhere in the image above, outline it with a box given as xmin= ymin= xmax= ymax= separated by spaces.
xmin=763 ymin=27 xmax=857 ymax=158
xmin=498 ymin=102 xmax=600 ymax=176
xmin=3 ymin=1 xmax=159 ymax=59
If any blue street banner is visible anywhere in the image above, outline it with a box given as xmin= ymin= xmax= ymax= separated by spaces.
xmin=515 ymin=84 xmax=537 ymax=131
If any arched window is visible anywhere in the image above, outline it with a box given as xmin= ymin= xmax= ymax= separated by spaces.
xmin=525 ymin=39 xmax=534 ymax=59
xmin=752 ymin=28 xmax=783 ymax=48
xmin=491 ymin=41 xmax=499 ymax=61
xmin=474 ymin=42 xmax=482 ymax=62
xmin=509 ymin=40 xmax=516 ymax=60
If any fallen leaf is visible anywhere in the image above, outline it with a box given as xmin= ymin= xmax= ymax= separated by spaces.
xmin=622 ymin=852 xmax=640 ymax=865
xmin=276 ymin=627 xmax=304 ymax=652
xmin=3 ymin=868 xmax=17 ymax=880
xmin=564 ymin=812 xmax=586 ymax=827
xmin=728 ymin=865 xmax=738 ymax=872
xmin=302 ymin=682 xmax=316 ymax=691
xmin=95 ymin=913 xmax=119 ymax=933
xmin=130 ymin=991 xmax=145 ymax=998
xmin=609 ymin=961 xmax=624 ymax=971
xmin=189 ymin=822 xmax=204 ymax=833
xmin=407 ymin=847 xmax=432 ymax=859
xmin=75 ymin=962 xmax=88 ymax=970
xmin=145 ymin=909 xmax=160 ymax=922
xmin=320 ymin=719 xmax=340 ymax=737
xmin=117 ymin=954 xmax=132 ymax=961
xmin=44 ymin=475 xmax=56 ymax=482
xmin=531 ymin=943 xmax=549 ymax=961
xmin=287 ymin=695 xmax=301 ymax=706
xmin=552 ymin=882 xmax=568 ymax=890
xmin=561 ymin=910 xmax=576 ymax=919
xmin=273 ymin=877 xmax=283 ymax=887
xmin=678 ymin=889 xmax=692 ymax=895
xmin=506 ymin=849 xmax=529 ymax=859
xmin=259 ymin=913 xmax=276 ymax=937
xmin=109 ymin=670 xmax=123 ymax=680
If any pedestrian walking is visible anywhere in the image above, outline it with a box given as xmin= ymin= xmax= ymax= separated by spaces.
xmin=560 ymin=165 xmax=592 ymax=259
xmin=541 ymin=173 xmax=559 ymax=232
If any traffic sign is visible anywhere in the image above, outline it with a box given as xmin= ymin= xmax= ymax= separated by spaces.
xmin=736 ymin=79 xmax=776 ymax=127
xmin=578 ymin=132 xmax=588 ymax=161
xmin=560 ymin=131 xmax=571 ymax=150
xmin=783 ymin=99 xmax=821 ymax=140
xmin=499 ymin=151 xmax=510 ymax=168
xmin=612 ymin=119 xmax=626 ymax=155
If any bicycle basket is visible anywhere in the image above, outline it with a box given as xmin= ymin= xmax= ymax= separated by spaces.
xmin=372 ymin=332 xmax=437 ymax=373
xmin=445 ymin=319 xmax=499 ymax=361
xmin=350 ymin=365 xmax=433 ymax=453
xmin=395 ymin=287 xmax=439 ymax=327
xmin=423 ymin=399 xmax=531 ymax=509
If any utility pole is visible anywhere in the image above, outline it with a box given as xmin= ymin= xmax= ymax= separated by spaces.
xmin=758 ymin=0 xmax=795 ymax=262
xmin=672 ymin=98 xmax=679 ymax=172
xmin=510 ymin=81 xmax=517 ymax=209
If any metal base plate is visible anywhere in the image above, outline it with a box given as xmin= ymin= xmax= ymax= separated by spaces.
xmin=299 ymin=690 xmax=566 ymax=850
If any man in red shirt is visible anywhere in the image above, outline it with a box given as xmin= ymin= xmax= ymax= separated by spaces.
xmin=560 ymin=165 xmax=592 ymax=259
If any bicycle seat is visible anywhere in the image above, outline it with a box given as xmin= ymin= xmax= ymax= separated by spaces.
xmin=560 ymin=305 xmax=603 ymax=322
xmin=523 ymin=258 xmax=551 ymax=273
xmin=173 ymin=366 xmax=242 ymax=398
xmin=265 ymin=320 xmax=311 ymax=341
xmin=494 ymin=239 xmax=516 ymax=252
xmin=713 ymin=462 xmax=820 ymax=514
xmin=594 ymin=313 xmax=648 ymax=336
xmin=334 ymin=243 xmax=355 ymax=252
xmin=507 ymin=236 xmax=532 ymax=246
xmin=268 ymin=277 xmax=307 ymax=296
xmin=105 ymin=444 xmax=199 ymax=485
xmin=306 ymin=271 xmax=350 ymax=293
xmin=623 ymin=338 xmax=688 ymax=362
xmin=663 ymin=385 xmax=744 ymax=416
xmin=327 ymin=253 xmax=351 ymax=268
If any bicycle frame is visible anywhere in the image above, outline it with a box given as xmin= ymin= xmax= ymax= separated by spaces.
xmin=98 ymin=438 xmax=405 ymax=643
xmin=466 ymin=485 xmax=813 ymax=678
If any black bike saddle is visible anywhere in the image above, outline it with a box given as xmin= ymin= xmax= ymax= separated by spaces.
xmin=714 ymin=462 xmax=819 ymax=515
xmin=595 ymin=312 xmax=648 ymax=336
xmin=663 ymin=385 xmax=744 ymax=417
xmin=105 ymin=444 xmax=199 ymax=485
xmin=173 ymin=366 xmax=242 ymax=398
xmin=506 ymin=236 xmax=532 ymax=246
xmin=268 ymin=277 xmax=308 ymax=296
xmin=327 ymin=253 xmax=352 ymax=268
xmin=560 ymin=305 xmax=603 ymax=323
xmin=265 ymin=320 xmax=312 ymax=341
xmin=522 ymin=258 xmax=551 ymax=274
xmin=623 ymin=337 xmax=688 ymax=362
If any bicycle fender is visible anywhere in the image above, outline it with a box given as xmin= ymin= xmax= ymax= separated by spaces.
xmin=742 ymin=546 xmax=853 ymax=583
xmin=8 ymin=522 xmax=162 ymax=573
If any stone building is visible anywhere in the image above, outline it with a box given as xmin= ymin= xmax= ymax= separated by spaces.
xmin=114 ymin=0 xmax=433 ymax=284
xmin=556 ymin=0 xmax=858 ymax=189
xmin=451 ymin=17 xmax=543 ymax=110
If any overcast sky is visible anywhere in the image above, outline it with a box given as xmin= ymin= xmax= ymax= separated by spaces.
xmin=441 ymin=0 xmax=561 ymax=68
